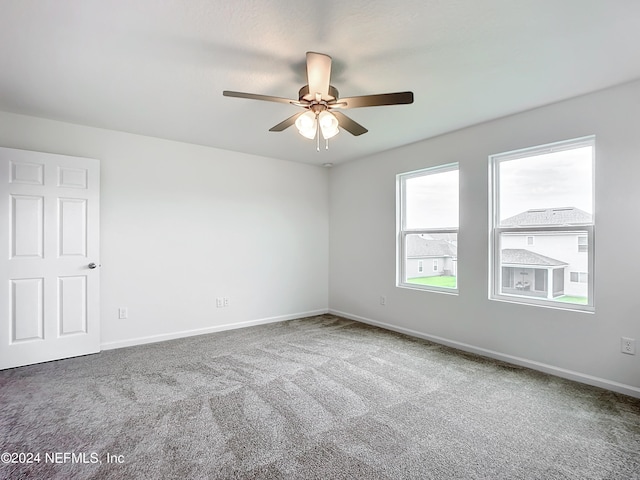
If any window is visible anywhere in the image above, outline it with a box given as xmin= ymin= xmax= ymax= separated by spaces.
xmin=570 ymin=272 xmax=588 ymax=283
xmin=578 ymin=236 xmax=588 ymax=252
xmin=397 ymin=164 xmax=459 ymax=293
xmin=490 ymin=137 xmax=594 ymax=310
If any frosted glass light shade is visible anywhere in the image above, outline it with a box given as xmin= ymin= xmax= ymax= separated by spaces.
xmin=295 ymin=111 xmax=317 ymax=139
xmin=319 ymin=111 xmax=339 ymax=139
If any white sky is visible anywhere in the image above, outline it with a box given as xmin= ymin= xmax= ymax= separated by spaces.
xmin=406 ymin=169 xmax=459 ymax=229
xmin=405 ymin=146 xmax=592 ymax=228
xmin=498 ymin=146 xmax=593 ymax=220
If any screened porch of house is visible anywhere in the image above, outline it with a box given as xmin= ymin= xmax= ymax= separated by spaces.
xmin=501 ymin=266 xmax=566 ymax=299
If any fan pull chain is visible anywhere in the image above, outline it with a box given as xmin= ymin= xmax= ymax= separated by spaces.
xmin=316 ymin=116 xmax=320 ymax=152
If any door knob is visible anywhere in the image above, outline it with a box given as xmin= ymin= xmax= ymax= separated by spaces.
xmin=88 ymin=263 xmax=97 ymax=269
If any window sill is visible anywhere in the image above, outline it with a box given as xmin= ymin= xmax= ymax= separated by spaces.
xmin=398 ymin=283 xmax=459 ymax=296
xmin=490 ymin=294 xmax=594 ymax=314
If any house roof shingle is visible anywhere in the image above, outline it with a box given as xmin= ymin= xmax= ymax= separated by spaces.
xmin=502 ymin=249 xmax=567 ymax=267
xmin=501 ymin=207 xmax=592 ymax=227
xmin=406 ymin=235 xmax=456 ymax=258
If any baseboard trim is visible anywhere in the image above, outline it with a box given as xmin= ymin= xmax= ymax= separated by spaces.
xmin=330 ymin=309 xmax=640 ymax=399
xmin=101 ymin=309 xmax=329 ymax=351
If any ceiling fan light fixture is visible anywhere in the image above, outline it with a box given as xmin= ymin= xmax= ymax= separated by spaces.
xmin=319 ymin=111 xmax=339 ymax=139
xmin=295 ymin=111 xmax=317 ymax=139
xmin=224 ymin=52 xmax=414 ymax=150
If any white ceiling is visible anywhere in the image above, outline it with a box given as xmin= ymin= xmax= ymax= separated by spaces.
xmin=1 ymin=1 xmax=640 ymax=166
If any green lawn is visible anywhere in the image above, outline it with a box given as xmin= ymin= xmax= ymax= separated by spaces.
xmin=554 ymin=295 xmax=588 ymax=305
xmin=407 ymin=276 xmax=457 ymax=288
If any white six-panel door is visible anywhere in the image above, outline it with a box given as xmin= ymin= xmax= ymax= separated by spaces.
xmin=0 ymin=147 xmax=100 ymax=370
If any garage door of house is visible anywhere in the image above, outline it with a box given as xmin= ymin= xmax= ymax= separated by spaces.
xmin=0 ymin=147 xmax=100 ymax=370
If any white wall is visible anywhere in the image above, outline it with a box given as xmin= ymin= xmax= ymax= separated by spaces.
xmin=0 ymin=111 xmax=329 ymax=348
xmin=329 ymin=80 xmax=640 ymax=396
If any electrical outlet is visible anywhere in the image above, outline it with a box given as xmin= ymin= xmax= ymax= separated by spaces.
xmin=621 ymin=337 xmax=636 ymax=355
xmin=380 ymin=296 xmax=386 ymax=306
xmin=223 ymin=297 xmax=229 ymax=307
xmin=118 ymin=307 xmax=128 ymax=319
xmin=216 ymin=298 xmax=224 ymax=308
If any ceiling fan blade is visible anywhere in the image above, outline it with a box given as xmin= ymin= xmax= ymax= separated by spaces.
xmin=269 ymin=111 xmax=306 ymax=132
xmin=305 ymin=52 xmax=332 ymax=99
xmin=327 ymin=101 xmax=348 ymax=109
xmin=339 ymin=91 xmax=414 ymax=109
xmin=332 ymin=111 xmax=368 ymax=136
xmin=223 ymin=90 xmax=296 ymax=104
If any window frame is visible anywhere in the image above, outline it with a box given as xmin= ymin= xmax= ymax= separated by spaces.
xmin=397 ymin=163 xmax=459 ymax=294
xmin=489 ymin=136 xmax=595 ymax=312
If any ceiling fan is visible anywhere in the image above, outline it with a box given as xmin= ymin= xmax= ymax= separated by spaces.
xmin=223 ymin=52 xmax=414 ymax=150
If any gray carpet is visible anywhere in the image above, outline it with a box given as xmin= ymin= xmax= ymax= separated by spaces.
xmin=1 ymin=314 xmax=639 ymax=479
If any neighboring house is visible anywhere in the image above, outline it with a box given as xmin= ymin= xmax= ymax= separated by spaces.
xmin=406 ymin=234 xmax=457 ymax=278
xmin=500 ymin=207 xmax=591 ymax=299
xmin=406 ymin=207 xmax=590 ymax=300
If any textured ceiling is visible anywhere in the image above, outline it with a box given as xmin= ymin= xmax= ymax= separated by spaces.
xmin=1 ymin=0 xmax=640 ymax=165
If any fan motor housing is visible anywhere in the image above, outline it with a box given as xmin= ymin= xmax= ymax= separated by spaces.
xmin=299 ymin=85 xmax=339 ymax=103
